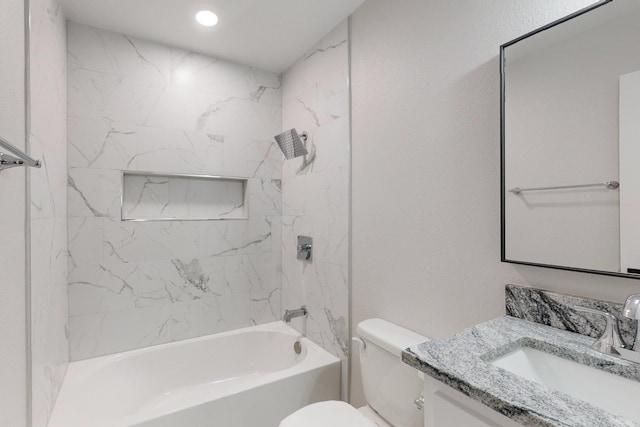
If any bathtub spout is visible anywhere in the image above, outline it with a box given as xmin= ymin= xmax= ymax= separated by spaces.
xmin=283 ymin=306 xmax=308 ymax=323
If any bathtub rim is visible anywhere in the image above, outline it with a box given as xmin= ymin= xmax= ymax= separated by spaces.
xmin=70 ymin=320 xmax=331 ymax=366
xmin=49 ymin=321 xmax=341 ymax=427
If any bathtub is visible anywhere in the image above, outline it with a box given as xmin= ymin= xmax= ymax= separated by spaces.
xmin=48 ymin=321 xmax=340 ymax=427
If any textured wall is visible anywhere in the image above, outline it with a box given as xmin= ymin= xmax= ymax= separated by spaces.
xmin=67 ymin=22 xmax=283 ymax=360
xmin=0 ymin=0 xmax=28 ymax=425
xmin=29 ymin=0 xmax=69 ymax=425
xmin=350 ymin=0 xmax=640 ymax=406
xmin=281 ymin=19 xmax=350 ymax=398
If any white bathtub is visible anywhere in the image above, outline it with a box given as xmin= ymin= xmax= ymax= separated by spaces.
xmin=48 ymin=321 xmax=340 ymax=427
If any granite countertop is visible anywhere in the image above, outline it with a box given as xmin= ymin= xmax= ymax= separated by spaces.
xmin=403 ymin=316 xmax=640 ymax=427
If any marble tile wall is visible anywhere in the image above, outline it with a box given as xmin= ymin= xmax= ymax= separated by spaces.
xmin=29 ymin=0 xmax=69 ymax=426
xmin=280 ymin=19 xmax=351 ymax=398
xmin=67 ymin=22 xmax=283 ymax=360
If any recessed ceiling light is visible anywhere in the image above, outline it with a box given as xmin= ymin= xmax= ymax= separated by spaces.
xmin=196 ymin=10 xmax=219 ymax=27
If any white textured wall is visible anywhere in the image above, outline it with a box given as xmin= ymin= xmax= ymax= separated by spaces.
xmin=281 ymin=19 xmax=350 ymax=398
xmin=0 ymin=0 xmax=28 ymax=425
xmin=67 ymin=22 xmax=283 ymax=360
xmin=350 ymin=0 xmax=640 ymax=405
xmin=29 ymin=0 xmax=69 ymax=425
xmin=505 ymin=10 xmax=640 ymax=272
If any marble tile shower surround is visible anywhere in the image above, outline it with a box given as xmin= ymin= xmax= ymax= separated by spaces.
xmin=67 ymin=21 xmax=283 ymax=361
xmin=506 ymin=284 xmax=637 ymax=345
xmin=29 ymin=0 xmax=69 ymax=426
xmin=280 ymin=19 xmax=350 ymax=398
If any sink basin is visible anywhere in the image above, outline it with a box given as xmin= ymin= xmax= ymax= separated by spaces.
xmin=491 ymin=346 xmax=640 ymax=422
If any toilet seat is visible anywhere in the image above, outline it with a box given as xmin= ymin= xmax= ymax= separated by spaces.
xmin=279 ymin=401 xmax=374 ymax=427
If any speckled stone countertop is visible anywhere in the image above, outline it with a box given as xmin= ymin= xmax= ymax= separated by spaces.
xmin=403 ymin=316 xmax=640 ymax=427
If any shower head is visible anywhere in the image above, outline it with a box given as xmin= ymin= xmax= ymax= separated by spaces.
xmin=274 ymin=129 xmax=308 ymax=159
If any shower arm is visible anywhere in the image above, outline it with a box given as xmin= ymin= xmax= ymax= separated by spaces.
xmin=0 ymin=135 xmax=41 ymax=172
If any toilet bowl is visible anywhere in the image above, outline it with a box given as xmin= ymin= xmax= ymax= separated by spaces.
xmin=280 ymin=401 xmax=374 ymax=427
xmin=280 ymin=318 xmax=429 ymax=427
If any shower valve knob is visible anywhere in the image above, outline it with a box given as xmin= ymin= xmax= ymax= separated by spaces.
xmin=296 ymin=236 xmax=313 ymax=261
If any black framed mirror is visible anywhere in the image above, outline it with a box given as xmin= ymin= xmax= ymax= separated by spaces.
xmin=501 ymin=0 xmax=640 ymax=278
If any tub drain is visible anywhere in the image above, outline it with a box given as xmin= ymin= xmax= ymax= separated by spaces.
xmin=294 ymin=341 xmax=302 ymax=354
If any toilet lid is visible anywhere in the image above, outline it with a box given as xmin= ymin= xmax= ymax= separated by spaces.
xmin=280 ymin=401 xmax=374 ymax=427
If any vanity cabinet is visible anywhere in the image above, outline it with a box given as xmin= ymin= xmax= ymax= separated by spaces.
xmin=423 ymin=377 xmax=522 ymax=427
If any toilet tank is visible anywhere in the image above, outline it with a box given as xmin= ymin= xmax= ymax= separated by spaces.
xmin=357 ymin=318 xmax=428 ymax=427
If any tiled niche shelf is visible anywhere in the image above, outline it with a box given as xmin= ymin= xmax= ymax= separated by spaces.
xmin=121 ymin=171 xmax=248 ymax=221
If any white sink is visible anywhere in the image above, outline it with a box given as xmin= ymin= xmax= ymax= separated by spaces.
xmin=491 ymin=346 xmax=640 ymax=422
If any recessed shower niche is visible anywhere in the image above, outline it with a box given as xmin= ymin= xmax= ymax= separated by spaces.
xmin=121 ymin=171 xmax=248 ymax=221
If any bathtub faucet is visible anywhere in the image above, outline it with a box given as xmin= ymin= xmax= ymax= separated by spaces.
xmin=283 ymin=306 xmax=308 ymax=323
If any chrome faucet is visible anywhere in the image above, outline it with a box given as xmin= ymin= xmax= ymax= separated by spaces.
xmin=283 ymin=306 xmax=308 ymax=323
xmin=574 ymin=293 xmax=640 ymax=364
xmin=623 ymin=293 xmax=640 ymax=351
xmin=574 ymin=306 xmax=625 ymax=356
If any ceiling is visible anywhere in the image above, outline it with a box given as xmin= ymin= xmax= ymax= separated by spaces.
xmin=57 ymin=0 xmax=365 ymax=72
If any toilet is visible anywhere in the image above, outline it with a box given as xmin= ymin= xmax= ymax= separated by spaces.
xmin=280 ymin=318 xmax=429 ymax=427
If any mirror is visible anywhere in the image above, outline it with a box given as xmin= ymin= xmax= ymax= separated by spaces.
xmin=501 ymin=0 xmax=640 ymax=278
